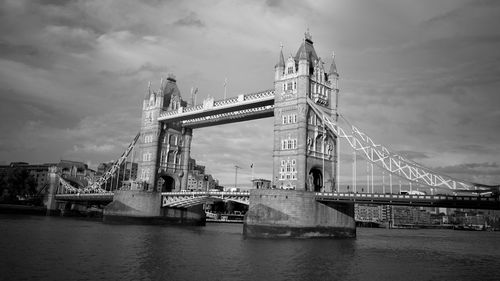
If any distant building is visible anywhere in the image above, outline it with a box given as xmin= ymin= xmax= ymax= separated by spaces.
xmin=186 ymin=158 xmax=218 ymax=191
xmin=392 ymin=206 xmax=431 ymax=225
xmin=252 ymin=178 xmax=271 ymax=189
xmin=355 ymin=204 xmax=382 ymax=222
xmin=96 ymin=161 xmax=138 ymax=190
xmin=0 ymin=160 xmax=95 ymax=194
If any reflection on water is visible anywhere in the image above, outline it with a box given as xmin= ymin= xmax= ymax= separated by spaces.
xmin=1 ymin=215 xmax=499 ymax=281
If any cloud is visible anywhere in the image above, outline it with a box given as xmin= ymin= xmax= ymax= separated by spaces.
xmin=174 ymin=12 xmax=205 ymax=28
xmin=397 ymin=150 xmax=429 ymax=160
xmin=1 ymin=0 xmax=499 ymax=189
xmin=436 ymin=162 xmax=500 ymax=185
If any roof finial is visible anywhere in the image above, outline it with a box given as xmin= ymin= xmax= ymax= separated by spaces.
xmin=332 ymin=51 xmax=335 ymax=59
xmin=148 ymin=81 xmax=151 ymax=93
xmin=305 ymin=27 xmax=312 ymax=42
xmin=280 ymin=42 xmax=283 ymax=50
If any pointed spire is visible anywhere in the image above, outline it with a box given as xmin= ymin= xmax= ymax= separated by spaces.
xmin=329 ymin=51 xmax=338 ymax=76
xmin=144 ymin=81 xmax=152 ymax=100
xmin=276 ymin=42 xmax=285 ymax=68
xmin=299 ymin=38 xmax=307 ymax=60
xmin=159 ymin=77 xmax=164 ymax=93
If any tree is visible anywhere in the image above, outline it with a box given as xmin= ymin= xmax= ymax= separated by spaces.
xmin=0 ymin=168 xmax=37 ymax=202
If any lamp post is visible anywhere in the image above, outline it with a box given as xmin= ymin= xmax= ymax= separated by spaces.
xmin=234 ymin=165 xmax=241 ymax=189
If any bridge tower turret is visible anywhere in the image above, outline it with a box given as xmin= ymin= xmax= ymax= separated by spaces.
xmin=137 ymin=74 xmax=189 ymax=192
xmin=137 ymin=79 xmax=164 ymax=191
xmin=272 ymin=31 xmax=339 ymax=192
xmin=245 ymin=32 xmax=353 ymax=238
xmin=274 ymin=43 xmax=285 ymax=80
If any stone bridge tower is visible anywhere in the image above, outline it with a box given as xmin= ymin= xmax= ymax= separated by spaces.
xmin=138 ymin=74 xmax=191 ymax=192
xmin=244 ymin=32 xmax=354 ymax=238
xmin=105 ymin=74 xmax=204 ymax=225
xmin=272 ymin=31 xmax=340 ymax=192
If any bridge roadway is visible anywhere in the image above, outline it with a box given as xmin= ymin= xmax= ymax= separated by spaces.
xmin=55 ymin=193 xmax=114 ymax=202
xmin=315 ymin=192 xmax=500 ymax=210
xmin=55 ymin=191 xmax=500 ymax=210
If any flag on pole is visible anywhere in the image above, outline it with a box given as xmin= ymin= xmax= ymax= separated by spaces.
xmin=250 ymin=163 xmax=253 ymax=168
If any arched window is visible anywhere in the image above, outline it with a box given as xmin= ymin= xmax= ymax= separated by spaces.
xmin=315 ymin=134 xmax=323 ymax=153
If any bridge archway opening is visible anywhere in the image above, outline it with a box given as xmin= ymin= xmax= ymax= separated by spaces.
xmin=161 ymin=176 xmax=175 ymax=192
xmin=309 ymin=168 xmax=323 ymax=192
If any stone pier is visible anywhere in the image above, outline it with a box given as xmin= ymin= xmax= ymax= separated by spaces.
xmin=243 ymin=189 xmax=356 ymax=238
xmin=103 ymin=190 xmax=205 ymax=225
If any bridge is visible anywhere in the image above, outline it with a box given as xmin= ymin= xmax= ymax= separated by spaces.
xmin=54 ymin=190 xmax=500 ymax=210
xmin=47 ymin=31 xmax=499 ymax=238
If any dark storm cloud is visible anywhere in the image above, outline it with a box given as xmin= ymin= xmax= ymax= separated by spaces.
xmin=1 ymin=0 xmax=499 ymax=186
xmin=264 ymin=0 xmax=283 ymax=8
xmin=0 ymin=88 xmax=81 ymax=129
xmin=174 ymin=12 xmax=205 ymax=28
xmin=0 ymin=41 xmax=55 ymax=69
xmin=423 ymin=0 xmax=500 ymax=26
xmin=99 ymin=63 xmax=169 ymax=78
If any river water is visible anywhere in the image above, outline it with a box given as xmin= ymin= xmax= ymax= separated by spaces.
xmin=1 ymin=214 xmax=499 ymax=281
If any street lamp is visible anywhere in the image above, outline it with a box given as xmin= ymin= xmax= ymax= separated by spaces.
xmin=234 ymin=165 xmax=241 ymax=189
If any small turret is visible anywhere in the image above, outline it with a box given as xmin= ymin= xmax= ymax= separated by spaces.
xmin=144 ymin=81 xmax=152 ymax=100
xmin=298 ymin=38 xmax=309 ymax=76
xmin=328 ymin=52 xmax=339 ymax=91
xmin=275 ymin=43 xmax=285 ymax=80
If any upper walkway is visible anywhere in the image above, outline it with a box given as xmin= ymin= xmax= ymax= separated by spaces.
xmin=158 ymin=90 xmax=275 ymax=128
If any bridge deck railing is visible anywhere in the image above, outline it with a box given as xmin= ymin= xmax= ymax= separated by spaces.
xmin=159 ymin=89 xmax=275 ymax=120
xmin=315 ymin=192 xmax=498 ymax=201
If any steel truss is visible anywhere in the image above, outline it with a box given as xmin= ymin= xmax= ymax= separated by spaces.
xmin=306 ymin=98 xmax=479 ymax=191
xmin=57 ymin=132 xmax=140 ymax=194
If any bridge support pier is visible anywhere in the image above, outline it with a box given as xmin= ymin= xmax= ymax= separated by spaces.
xmin=243 ymin=189 xmax=356 ymax=238
xmin=103 ymin=190 xmax=205 ymax=225
xmin=45 ymin=167 xmax=60 ymax=216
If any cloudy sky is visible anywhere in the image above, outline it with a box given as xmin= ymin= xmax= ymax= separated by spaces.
xmin=1 ymin=0 xmax=499 ymax=188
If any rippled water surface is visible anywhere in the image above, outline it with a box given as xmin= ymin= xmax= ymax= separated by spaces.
xmin=1 ymin=214 xmax=499 ymax=281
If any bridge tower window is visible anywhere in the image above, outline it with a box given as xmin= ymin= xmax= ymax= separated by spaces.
xmin=281 ymin=136 xmax=297 ymax=150
xmin=279 ymin=158 xmax=297 ymax=181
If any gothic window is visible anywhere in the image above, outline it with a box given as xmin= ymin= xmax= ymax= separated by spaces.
xmin=282 ymin=114 xmax=297 ymax=124
xmin=281 ymin=136 xmax=297 ymax=150
xmin=279 ymin=158 xmax=297 ymax=181
xmin=169 ymin=135 xmax=177 ymax=145
xmin=160 ymin=150 xmax=167 ymax=165
xmin=287 ymin=82 xmax=293 ymax=91
xmin=287 ymin=66 xmax=293 ymax=74
xmin=315 ymin=134 xmax=324 ymax=153
xmin=168 ymin=151 xmax=175 ymax=164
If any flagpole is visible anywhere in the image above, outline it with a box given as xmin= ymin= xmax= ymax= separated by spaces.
xmin=251 ymin=163 xmax=254 ymax=180
xmin=224 ymin=78 xmax=227 ymax=99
